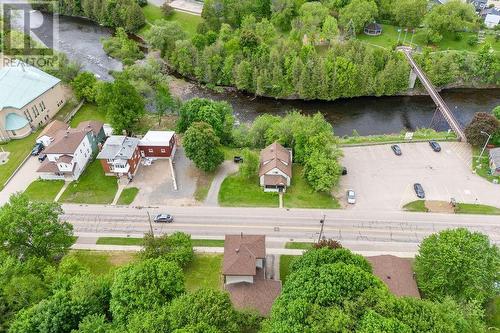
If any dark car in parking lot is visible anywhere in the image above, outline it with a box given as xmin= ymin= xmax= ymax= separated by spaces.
xmin=413 ymin=183 xmax=425 ymax=199
xmin=429 ymin=141 xmax=441 ymax=152
xmin=31 ymin=142 xmax=44 ymax=156
xmin=153 ymin=214 xmax=174 ymax=223
xmin=341 ymin=167 xmax=347 ymax=175
xmin=38 ymin=153 xmax=47 ymax=162
xmin=391 ymin=145 xmax=402 ymax=156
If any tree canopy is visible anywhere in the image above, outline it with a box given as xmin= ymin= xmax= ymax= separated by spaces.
xmin=140 ymin=232 xmax=194 ymax=267
xmin=414 ymin=228 xmax=500 ymax=305
xmin=71 ymin=72 xmax=97 ymax=103
xmin=182 ymin=122 xmax=225 ymax=172
xmin=464 ymin=112 xmax=500 ymax=146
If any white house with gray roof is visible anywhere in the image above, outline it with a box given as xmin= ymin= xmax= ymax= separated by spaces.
xmin=0 ymin=59 xmax=66 ymax=141
xmin=489 ymin=147 xmax=500 ymax=176
xmin=97 ymin=136 xmax=142 ymax=178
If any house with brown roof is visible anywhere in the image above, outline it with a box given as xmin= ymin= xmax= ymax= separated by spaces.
xmin=37 ymin=121 xmax=105 ymax=181
xmin=366 ymin=255 xmax=420 ymax=298
xmin=259 ymin=142 xmax=292 ymax=192
xmin=223 ymin=234 xmax=281 ymax=316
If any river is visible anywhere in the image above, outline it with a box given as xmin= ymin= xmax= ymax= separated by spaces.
xmin=18 ymin=13 xmax=500 ymax=136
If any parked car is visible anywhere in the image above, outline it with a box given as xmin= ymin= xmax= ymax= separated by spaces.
xmin=429 ymin=141 xmax=441 ymax=152
xmin=31 ymin=142 xmax=44 ymax=156
xmin=153 ymin=214 xmax=174 ymax=223
xmin=38 ymin=153 xmax=47 ymax=162
xmin=413 ymin=183 xmax=425 ymax=199
xmin=234 ymin=156 xmax=243 ymax=163
xmin=341 ymin=167 xmax=347 ymax=175
xmin=347 ymin=189 xmax=356 ymax=204
xmin=391 ymin=144 xmax=402 ymax=156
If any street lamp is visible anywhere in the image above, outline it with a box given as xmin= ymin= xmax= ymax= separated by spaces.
xmin=318 ymin=215 xmax=326 ymax=242
xmin=477 ymin=131 xmax=492 ymax=164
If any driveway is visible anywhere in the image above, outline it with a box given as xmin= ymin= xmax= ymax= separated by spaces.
xmin=168 ymin=0 xmax=203 ymax=15
xmin=204 ymin=161 xmax=239 ymax=206
xmin=339 ymin=142 xmax=500 ymax=211
xmin=131 ymin=148 xmax=198 ymax=206
xmin=0 ymin=156 xmax=41 ymax=205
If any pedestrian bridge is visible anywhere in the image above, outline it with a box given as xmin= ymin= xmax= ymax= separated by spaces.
xmin=397 ymin=47 xmax=467 ymax=142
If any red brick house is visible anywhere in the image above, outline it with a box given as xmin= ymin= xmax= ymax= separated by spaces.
xmin=96 ymin=136 xmax=141 ymax=179
xmin=138 ymin=130 xmax=176 ymax=158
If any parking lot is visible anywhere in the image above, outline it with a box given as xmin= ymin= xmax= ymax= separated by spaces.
xmin=339 ymin=142 xmax=500 ymax=211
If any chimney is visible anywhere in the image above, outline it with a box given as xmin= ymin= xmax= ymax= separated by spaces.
xmin=235 ymin=248 xmax=239 ymax=253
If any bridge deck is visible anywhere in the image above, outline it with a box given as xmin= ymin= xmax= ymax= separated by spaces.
xmin=399 ymin=48 xmax=467 ymax=142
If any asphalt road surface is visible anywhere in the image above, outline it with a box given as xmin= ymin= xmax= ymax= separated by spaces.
xmin=62 ymin=204 xmax=500 ymax=253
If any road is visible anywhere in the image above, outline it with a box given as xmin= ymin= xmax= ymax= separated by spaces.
xmin=62 ymin=204 xmax=500 ymax=255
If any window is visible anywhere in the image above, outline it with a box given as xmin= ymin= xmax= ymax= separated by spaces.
xmin=41 ymin=101 xmax=46 ymax=110
xmin=148 ymin=149 xmax=153 ymax=153
xmin=24 ymin=110 xmax=32 ymax=122
xmin=161 ymin=149 xmax=166 ymax=153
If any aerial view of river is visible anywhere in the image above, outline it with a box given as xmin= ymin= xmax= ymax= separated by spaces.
xmin=21 ymin=12 xmax=500 ymax=136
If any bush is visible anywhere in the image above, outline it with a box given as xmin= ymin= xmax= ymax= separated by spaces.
xmin=467 ymin=36 xmax=478 ymax=46
xmin=161 ymin=3 xmax=175 ymax=16
xmin=290 ymin=247 xmax=372 ymax=273
xmin=140 ymin=232 xmax=194 ymax=267
xmin=313 ymin=239 xmax=342 ymax=250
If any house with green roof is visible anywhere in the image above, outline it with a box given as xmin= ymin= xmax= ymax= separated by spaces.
xmin=0 ymin=59 xmax=66 ymax=141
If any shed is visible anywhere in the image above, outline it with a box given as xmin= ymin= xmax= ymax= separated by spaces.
xmin=364 ymin=22 xmax=382 ymax=36
xmin=138 ymin=130 xmax=176 ymax=158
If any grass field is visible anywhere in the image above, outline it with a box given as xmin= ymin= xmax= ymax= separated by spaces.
xmin=357 ymin=24 xmax=500 ymax=53
xmin=184 ymin=254 xmax=222 ymax=291
xmin=219 ymin=173 xmax=279 ymax=207
xmin=140 ymin=5 xmax=203 ymax=37
xmin=194 ymin=170 xmax=216 ymax=202
xmin=0 ymin=131 xmax=40 ymax=190
xmin=54 ymin=99 xmax=79 ymax=122
xmin=117 ymin=187 xmax=139 ymax=205
xmin=67 ymin=250 xmax=137 ymax=275
xmin=455 ymin=203 xmax=500 ymax=215
xmin=403 ymin=200 xmax=428 ymax=212
xmin=96 ymin=237 xmax=225 ymax=247
xmin=60 ymin=160 xmax=118 ymax=204
xmin=284 ymin=165 xmax=339 ymax=209
xmin=339 ymin=129 xmax=456 ymax=145
xmin=285 ymin=242 xmax=313 ymax=250
xmin=472 ymin=147 xmax=500 ymax=183
xmin=24 ymin=180 xmax=65 ymax=202
xmin=279 ymin=255 xmax=295 ymax=285
xmin=69 ymin=104 xmax=106 ymax=127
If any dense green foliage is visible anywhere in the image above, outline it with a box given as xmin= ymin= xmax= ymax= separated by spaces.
xmin=239 ymin=148 xmax=259 ymax=179
xmin=414 ymin=228 xmax=500 ymax=305
xmin=71 ymin=72 xmax=98 ymax=103
xmin=102 ymin=28 xmax=144 ymax=65
xmin=0 ymin=194 xmax=74 ymax=262
xmin=183 ymin=122 xmax=225 ymax=172
xmin=96 ymin=78 xmax=145 ymax=135
xmin=465 ymin=112 xmax=500 ymax=147
xmin=140 ymin=232 xmax=194 ymax=267
xmin=263 ymin=246 xmax=487 ymax=332
xmin=33 ymin=0 xmax=145 ymax=32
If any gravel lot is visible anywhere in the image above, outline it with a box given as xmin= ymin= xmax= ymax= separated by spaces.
xmin=339 ymin=142 xmax=500 ymax=211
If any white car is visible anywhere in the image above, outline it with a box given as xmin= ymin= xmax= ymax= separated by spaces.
xmin=347 ymin=190 xmax=356 ymax=204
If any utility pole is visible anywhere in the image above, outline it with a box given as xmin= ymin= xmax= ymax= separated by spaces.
xmin=146 ymin=211 xmax=154 ymax=238
xmin=318 ymin=215 xmax=326 ymax=242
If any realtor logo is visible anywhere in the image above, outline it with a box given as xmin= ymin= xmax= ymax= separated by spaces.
xmin=1 ymin=0 xmax=58 ymax=58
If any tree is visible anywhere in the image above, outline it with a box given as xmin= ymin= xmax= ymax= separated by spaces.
xmin=414 ymin=228 xmax=500 ymax=304
xmin=464 ymin=112 xmax=500 ymax=146
xmin=391 ymin=0 xmax=427 ymax=28
xmin=177 ymin=98 xmax=234 ymax=144
xmin=96 ymin=78 xmax=145 ymax=135
xmin=424 ymin=0 xmax=477 ymax=41
xmin=183 ymin=122 xmax=225 ymax=172
xmin=239 ymin=148 xmax=259 ymax=179
xmin=303 ymin=149 xmax=342 ymax=192
xmin=145 ymin=20 xmax=186 ymax=57
xmin=290 ymin=247 xmax=372 ymax=273
xmin=493 ymin=105 xmax=500 ymax=120
xmin=339 ymin=0 xmax=378 ymax=33
xmin=101 ymin=27 xmax=143 ymax=65
xmin=140 ymin=232 xmax=194 ymax=267
xmin=154 ymin=83 xmax=175 ymax=125
xmin=313 ymin=239 xmax=342 ymax=250
xmin=71 ymin=72 xmax=98 ymax=102
xmin=110 ymin=258 xmax=185 ymax=323
xmin=0 ymin=194 xmax=74 ymax=261
xmin=358 ymin=310 xmax=411 ymax=333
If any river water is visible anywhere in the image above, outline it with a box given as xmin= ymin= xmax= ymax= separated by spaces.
xmin=19 ymin=13 xmax=500 ymax=135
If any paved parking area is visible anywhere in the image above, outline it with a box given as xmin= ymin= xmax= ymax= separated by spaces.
xmin=0 ymin=157 xmax=40 ymax=205
xmin=131 ymin=148 xmax=197 ymax=206
xmin=339 ymin=142 xmax=500 ymax=211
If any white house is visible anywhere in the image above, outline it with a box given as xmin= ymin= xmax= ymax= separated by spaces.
xmin=38 ymin=129 xmax=93 ymax=181
xmin=259 ymin=142 xmax=292 ymax=192
xmin=489 ymin=147 xmax=500 ymax=176
xmin=485 ymin=10 xmax=500 ymax=27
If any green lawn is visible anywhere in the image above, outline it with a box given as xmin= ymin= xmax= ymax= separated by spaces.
xmin=221 ymin=147 xmax=258 ymax=161
xmin=117 ymin=187 xmax=139 ymax=205
xmin=54 ymin=99 xmax=79 ymax=122
xmin=60 ymin=159 xmax=118 ymax=204
xmin=24 ymin=180 xmax=65 ymax=202
xmin=357 ymin=24 xmax=500 ymax=53
xmin=279 ymin=255 xmax=295 ymax=286
xmin=219 ymin=173 xmax=279 ymax=207
xmin=284 ymin=165 xmax=339 ymax=209
xmin=184 ymin=254 xmax=222 ymax=292
xmin=403 ymin=200 xmax=428 ymax=212
xmin=285 ymin=242 xmax=313 ymax=250
xmin=96 ymin=237 xmax=225 ymax=247
xmin=140 ymin=5 xmax=203 ymax=37
xmin=339 ymin=129 xmax=456 ymax=145
xmin=69 ymin=104 xmax=106 ymax=127
xmin=455 ymin=203 xmax=500 ymax=215
xmin=66 ymin=250 xmax=137 ymax=275
xmin=472 ymin=147 xmax=500 ymax=183
xmin=194 ymin=171 xmax=216 ymax=202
